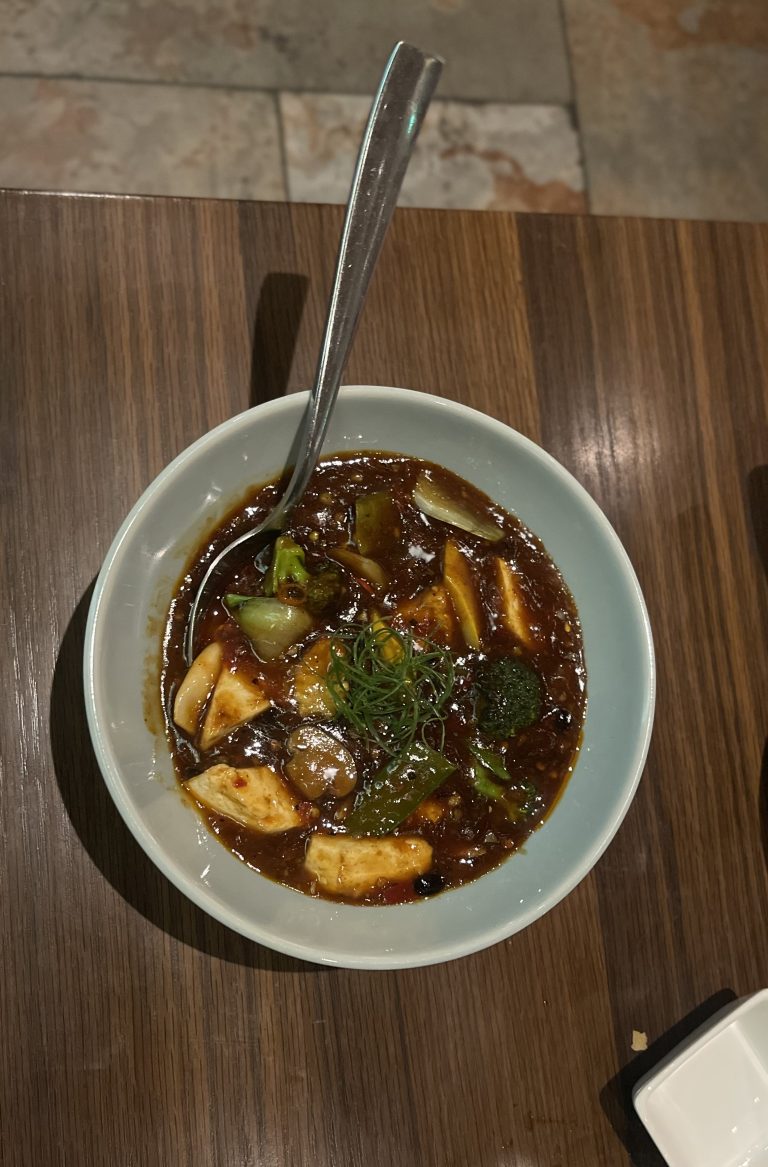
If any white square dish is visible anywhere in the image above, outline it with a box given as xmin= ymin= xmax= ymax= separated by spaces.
xmin=634 ymin=990 xmax=768 ymax=1167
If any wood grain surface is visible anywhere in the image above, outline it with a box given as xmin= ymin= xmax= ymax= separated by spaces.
xmin=2 ymin=190 xmax=768 ymax=1167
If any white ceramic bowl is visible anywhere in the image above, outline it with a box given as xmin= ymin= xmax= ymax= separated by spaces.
xmin=84 ymin=385 xmax=655 ymax=969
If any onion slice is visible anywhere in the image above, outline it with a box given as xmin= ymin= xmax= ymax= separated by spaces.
xmin=412 ymin=472 xmax=504 ymax=542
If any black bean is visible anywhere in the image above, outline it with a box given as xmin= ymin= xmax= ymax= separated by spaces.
xmin=553 ymin=707 xmax=572 ymax=731
xmin=414 ymin=872 xmax=445 ymax=897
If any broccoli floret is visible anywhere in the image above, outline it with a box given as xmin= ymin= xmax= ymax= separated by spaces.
xmin=263 ymin=535 xmax=310 ymax=597
xmin=305 ymin=565 xmax=343 ymax=614
xmin=264 ymin=537 xmax=344 ymax=614
xmin=475 ymin=656 xmax=542 ymax=739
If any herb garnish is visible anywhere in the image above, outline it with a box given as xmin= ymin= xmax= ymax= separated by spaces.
xmin=326 ymin=622 xmax=455 ymax=763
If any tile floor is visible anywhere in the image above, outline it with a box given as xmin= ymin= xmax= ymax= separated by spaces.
xmin=1 ymin=1 xmax=766 ymax=220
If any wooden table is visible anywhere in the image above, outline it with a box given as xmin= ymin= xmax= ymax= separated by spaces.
xmin=3 ymin=189 xmax=768 ymax=1166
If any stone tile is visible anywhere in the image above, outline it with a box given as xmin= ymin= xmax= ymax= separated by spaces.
xmin=2 ymin=0 xmax=571 ymax=104
xmin=563 ymin=0 xmax=768 ymax=220
xmin=280 ymin=93 xmax=586 ymax=213
xmin=0 ymin=77 xmax=284 ymax=200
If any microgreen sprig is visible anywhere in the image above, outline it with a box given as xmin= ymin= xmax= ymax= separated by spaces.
xmin=326 ymin=622 xmax=455 ymax=763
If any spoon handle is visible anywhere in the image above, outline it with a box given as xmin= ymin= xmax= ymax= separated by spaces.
xmin=183 ymin=45 xmax=441 ymax=663
xmin=274 ymin=41 xmax=443 ymax=518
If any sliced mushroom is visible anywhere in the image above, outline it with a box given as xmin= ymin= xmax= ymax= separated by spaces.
xmin=185 ymin=764 xmax=302 ymax=832
xmin=305 ymin=834 xmax=433 ymax=898
xmin=285 ymin=724 xmax=357 ymax=800
xmin=199 ymin=667 xmax=271 ymax=750
xmin=173 ymin=641 xmax=223 ymax=734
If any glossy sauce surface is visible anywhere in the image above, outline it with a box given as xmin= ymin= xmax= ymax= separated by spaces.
xmin=162 ymin=453 xmax=586 ymax=904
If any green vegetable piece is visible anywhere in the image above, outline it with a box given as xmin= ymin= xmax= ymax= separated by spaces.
xmin=475 ymin=656 xmax=542 ymax=739
xmin=354 ymin=491 xmax=400 ymax=557
xmin=225 ymin=594 xmax=313 ymax=660
xmin=470 ymin=764 xmax=506 ymax=802
xmin=469 ymin=756 xmax=537 ymax=822
xmin=344 ymin=743 xmax=456 ymax=836
xmin=225 ymin=594 xmax=254 ymax=608
xmin=263 ymin=535 xmax=310 ymax=597
xmin=305 ymin=565 xmax=343 ymax=615
xmin=468 ymin=743 xmax=510 ymax=783
xmin=514 ymin=779 xmax=539 ymax=817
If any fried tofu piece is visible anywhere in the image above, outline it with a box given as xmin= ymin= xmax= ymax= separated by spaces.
xmin=392 ymin=584 xmax=457 ymax=647
xmin=495 ymin=558 xmax=536 ymax=648
xmin=443 ymin=540 xmax=483 ymax=649
xmin=198 ymin=667 xmax=270 ymax=750
xmin=304 ymin=834 xmax=433 ymax=898
xmin=173 ymin=641 xmax=224 ymax=734
xmin=408 ymin=797 xmax=446 ymax=825
xmin=293 ymin=638 xmax=337 ymax=717
xmin=186 ymin=764 xmax=302 ymax=832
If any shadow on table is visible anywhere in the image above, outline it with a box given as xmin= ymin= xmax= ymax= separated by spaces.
xmin=50 ymin=273 xmax=321 ymax=972
xmin=248 ymin=271 xmax=309 ymax=410
xmin=747 ymin=466 xmax=768 ymax=874
xmin=243 ymin=270 xmax=319 ymax=499
xmin=600 ymin=989 xmax=737 ymax=1165
xmin=51 ymin=589 xmax=321 ymax=976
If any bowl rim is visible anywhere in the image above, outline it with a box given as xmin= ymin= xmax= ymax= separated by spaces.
xmin=84 ymin=384 xmax=656 ymax=969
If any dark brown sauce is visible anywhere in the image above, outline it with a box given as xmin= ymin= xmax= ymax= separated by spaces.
xmin=161 ymin=453 xmax=586 ymax=905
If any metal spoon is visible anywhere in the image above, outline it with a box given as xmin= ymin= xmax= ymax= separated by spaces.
xmin=185 ymin=42 xmax=442 ymax=663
